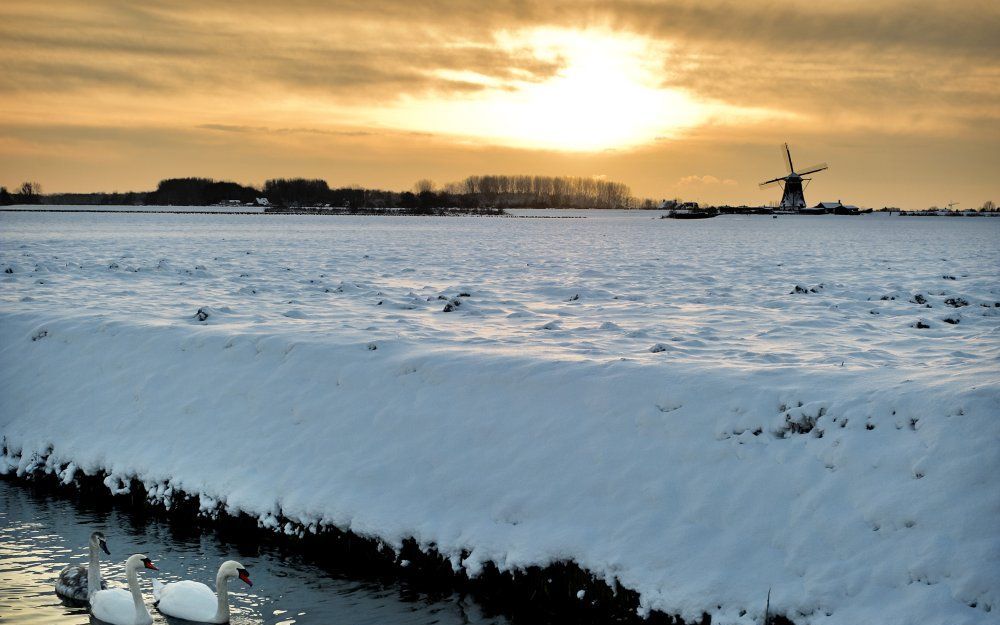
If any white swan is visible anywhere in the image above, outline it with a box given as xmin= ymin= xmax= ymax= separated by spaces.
xmin=90 ymin=553 xmax=158 ymax=625
xmin=152 ymin=560 xmax=252 ymax=623
xmin=55 ymin=531 xmax=110 ymax=602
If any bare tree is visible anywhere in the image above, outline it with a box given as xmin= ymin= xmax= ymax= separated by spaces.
xmin=16 ymin=181 xmax=43 ymax=204
xmin=19 ymin=181 xmax=42 ymax=196
xmin=413 ymin=179 xmax=436 ymax=194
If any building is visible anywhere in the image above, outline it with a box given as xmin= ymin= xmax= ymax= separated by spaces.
xmin=804 ymin=200 xmax=860 ymax=215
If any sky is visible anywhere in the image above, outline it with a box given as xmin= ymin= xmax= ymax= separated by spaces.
xmin=1 ymin=0 xmax=998 ymax=209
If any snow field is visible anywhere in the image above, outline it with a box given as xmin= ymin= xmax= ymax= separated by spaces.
xmin=1 ymin=210 xmax=998 ymax=624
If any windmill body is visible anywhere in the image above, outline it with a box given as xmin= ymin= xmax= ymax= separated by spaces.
xmin=777 ymin=173 xmax=806 ymax=209
xmin=760 ymin=144 xmax=828 ymax=210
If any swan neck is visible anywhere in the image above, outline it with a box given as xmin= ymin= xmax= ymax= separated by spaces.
xmin=214 ymin=568 xmax=231 ymax=623
xmin=86 ymin=541 xmax=101 ymax=599
xmin=126 ymin=564 xmax=149 ymax=623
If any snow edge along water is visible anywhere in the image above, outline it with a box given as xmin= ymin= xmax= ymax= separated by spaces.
xmin=0 ymin=469 xmax=723 ymax=625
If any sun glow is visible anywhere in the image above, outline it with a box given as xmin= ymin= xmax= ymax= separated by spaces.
xmin=494 ymin=29 xmax=707 ymax=150
xmin=371 ymin=28 xmax=713 ymax=152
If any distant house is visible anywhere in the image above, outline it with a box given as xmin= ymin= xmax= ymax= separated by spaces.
xmin=806 ymin=200 xmax=860 ymax=215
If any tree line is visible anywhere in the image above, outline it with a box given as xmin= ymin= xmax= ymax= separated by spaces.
xmin=441 ymin=175 xmax=632 ymax=209
xmin=5 ymin=177 xmax=996 ymax=213
xmin=0 ymin=175 xmax=640 ymax=209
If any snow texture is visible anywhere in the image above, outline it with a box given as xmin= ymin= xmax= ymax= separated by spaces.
xmin=2 ymin=210 xmax=999 ymax=625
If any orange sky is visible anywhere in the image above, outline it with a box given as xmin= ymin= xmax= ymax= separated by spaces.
xmin=1 ymin=0 xmax=997 ymax=209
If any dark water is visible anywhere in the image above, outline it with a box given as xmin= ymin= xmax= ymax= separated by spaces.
xmin=0 ymin=479 xmax=511 ymax=625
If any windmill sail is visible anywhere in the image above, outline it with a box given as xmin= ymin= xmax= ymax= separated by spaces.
xmin=797 ymin=163 xmax=829 ymax=176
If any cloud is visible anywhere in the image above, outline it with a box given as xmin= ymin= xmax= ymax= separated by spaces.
xmin=196 ymin=124 xmax=374 ymax=137
xmin=0 ymin=0 xmax=994 ymax=141
xmin=678 ymin=175 xmax=737 ymax=187
xmin=0 ymin=1 xmax=564 ymax=100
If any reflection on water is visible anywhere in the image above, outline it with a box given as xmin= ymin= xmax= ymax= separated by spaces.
xmin=0 ymin=479 xmax=510 ymax=625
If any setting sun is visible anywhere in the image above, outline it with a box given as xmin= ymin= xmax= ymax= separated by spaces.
xmin=373 ymin=28 xmax=712 ymax=151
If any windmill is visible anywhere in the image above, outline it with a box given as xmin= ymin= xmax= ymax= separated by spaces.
xmin=759 ymin=144 xmax=828 ymax=209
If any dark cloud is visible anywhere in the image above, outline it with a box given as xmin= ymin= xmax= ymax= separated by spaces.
xmin=0 ymin=59 xmax=171 ymax=93
xmin=609 ymin=0 xmax=999 ymax=55
xmin=0 ymin=123 xmax=206 ymax=145
xmin=197 ymin=124 xmax=375 ymax=136
xmin=0 ymin=0 xmax=563 ymax=100
xmin=197 ymin=124 xmax=268 ymax=133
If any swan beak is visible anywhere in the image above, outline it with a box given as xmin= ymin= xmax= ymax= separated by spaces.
xmin=142 ymin=558 xmax=158 ymax=571
xmin=99 ymin=540 xmax=110 ymax=555
xmin=238 ymin=569 xmax=253 ymax=587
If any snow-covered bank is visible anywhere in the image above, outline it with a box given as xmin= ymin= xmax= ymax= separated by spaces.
xmin=2 ymin=311 xmax=997 ymax=624
xmin=1 ymin=211 xmax=999 ymax=624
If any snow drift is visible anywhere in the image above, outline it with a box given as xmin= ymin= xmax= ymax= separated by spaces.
xmin=1 ymin=311 xmax=997 ymax=624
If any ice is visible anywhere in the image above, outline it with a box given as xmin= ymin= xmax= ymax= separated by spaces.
xmin=1 ymin=209 xmax=998 ymax=624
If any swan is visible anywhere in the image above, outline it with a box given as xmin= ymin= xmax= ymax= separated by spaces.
xmin=55 ymin=531 xmax=110 ymax=602
xmin=89 ymin=553 xmax=158 ymax=625
xmin=152 ymin=560 xmax=252 ymax=623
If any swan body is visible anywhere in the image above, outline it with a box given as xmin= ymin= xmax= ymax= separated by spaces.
xmin=153 ymin=560 xmax=252 ymax=624
xmin=55 ymin=531 xmax=110 ymax=602
xmin=90 ymin=554 xmax=158 ymax=625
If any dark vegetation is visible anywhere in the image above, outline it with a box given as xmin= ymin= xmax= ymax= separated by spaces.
xmin=2 ymin=467 xmax=797 ymax=625
xmin=0 ymin=181 xmax=44 ymax=205
xmin=3 ymin=175 xmax=641 ymax=210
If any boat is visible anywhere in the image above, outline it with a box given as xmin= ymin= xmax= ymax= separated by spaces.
xmin=662 ymin=208 xmax=719 ymax=219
